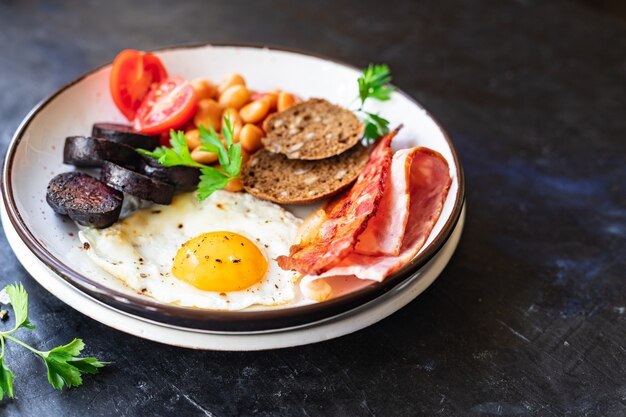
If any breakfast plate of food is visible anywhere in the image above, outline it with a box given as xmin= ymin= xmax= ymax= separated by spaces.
xmin=1 ymin=43 xmax=464 ymax=349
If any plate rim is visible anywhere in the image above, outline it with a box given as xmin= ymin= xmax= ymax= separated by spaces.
xmin=1 ymin=42 xmax=465 ymax=331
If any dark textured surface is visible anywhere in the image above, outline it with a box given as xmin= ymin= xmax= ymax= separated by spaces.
xmin=1 ymin=0 xmax=625 ymax=416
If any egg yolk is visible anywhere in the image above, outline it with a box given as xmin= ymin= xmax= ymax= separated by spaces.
xmin=172 ymin=231 xmax=268 ymax=292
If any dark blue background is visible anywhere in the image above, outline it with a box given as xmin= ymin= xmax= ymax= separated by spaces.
xmin=0 ymin=1 xmax=625 ymax=416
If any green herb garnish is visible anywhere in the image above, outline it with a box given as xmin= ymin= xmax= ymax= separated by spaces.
xmin=357 ymin=64 xmax=395 ymax=105
xmin=354 ymin=64 xmax=396 ymax=145
xmin=138 ymin=130 xmax=205 ymax=169
xmin=138 ymin=116 xmax=242 ymax=201
xmin=0 ymin=283 xmax=107 ymax=399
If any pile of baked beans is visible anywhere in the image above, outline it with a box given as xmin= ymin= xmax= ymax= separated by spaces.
xmin=181 ymin=73 xmax=299 ymax=191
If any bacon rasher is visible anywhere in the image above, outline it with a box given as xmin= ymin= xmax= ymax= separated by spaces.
xmin=276 ymin=128 xmax=399 ymax=275
xmin=299 ymin=147 xmax=451 ymax=300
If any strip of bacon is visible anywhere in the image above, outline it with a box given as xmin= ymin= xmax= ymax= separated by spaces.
xmin=354 ymin=148 xmax=414 ymax=256
xmin=301 ymin=147 xmax=451 ymax=296
xmin=277 ymin=127 xmax=399 ymax=275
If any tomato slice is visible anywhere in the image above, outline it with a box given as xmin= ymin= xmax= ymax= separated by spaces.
xmin=109 ymin=49 xmax=168 ymax=121
xmin=133 ymin=77 xmax=198 ymax=135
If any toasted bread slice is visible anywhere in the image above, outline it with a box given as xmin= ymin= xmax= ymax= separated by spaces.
xmin=262 ymin=98 xmax=364 ymax=160
xmin=242 ymin=145 xmax=369 ymax=204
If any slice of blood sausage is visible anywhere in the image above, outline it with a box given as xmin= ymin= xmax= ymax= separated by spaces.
xmin=63 ymin=136 xmax=139 ymax=167
xmin=92 ymin=122 xmax=159 ymax=149
xmin=138 ymin=156 xmax=200 ymax=191
xmin=46 ymin=172 xmax=123 ymax=228
xmin=100 ymin=161 xmax=174 ymax=205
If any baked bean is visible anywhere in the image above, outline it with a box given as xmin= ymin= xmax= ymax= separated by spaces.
xmin=260 ymin=92 xmax=278 ymax=111
xmin=240 ymin=99 xmax=270 ymax=124
xmin=255 ymin=112 xmax=274 ymax=133
xmin=239 ymin=123 xmax=264 ymax=152
xmin=234 ymin=124 xmax=243 ymax=142
xmin=222 ymin=107 xmax=243 ymax=127
xmin=224 ymin=177 xmax=244 ymax=192
xmin=218 ymin=85 xmax=250 ymax=110
xmin=193 ymin=99 xmax=222 ymax=130
xmin=184 ymin=129 xmax=201 ymax=149
xmin=222 ymin=108 xmax=243 ymax=142
xmin=252 ymin=92 xmax=278 ymax=111
xmin=241 ymin=148 xmax=251 ymax=165
xmin=191 ymin=79 xmax=218 ymax=100
xmin=191 ymin=148 xmax=218 ymax=164
xmin=277 ymin=92 xmax=296 ymax=112
xmin=218 ymin=73 xmax=245 ymax=95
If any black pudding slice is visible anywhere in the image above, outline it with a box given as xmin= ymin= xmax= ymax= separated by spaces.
xmin=92 ymin=122 xmax=159 ymax=150
xmin=46 ymin=172 xmax=123 ymax=228
xmin=101 ymin=161 xmax=175 ymax=205
xmin=139 ymin=156 xmax=200 ymax=191
xmin=63 ymin=136 xmax=139 ymax=168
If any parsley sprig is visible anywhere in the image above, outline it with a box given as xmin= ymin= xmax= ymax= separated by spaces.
xmin=0 ymin=283 xmax=107 ymax=399
xmin=358 ymin=64 xmax=395 ymax=105
xmin=138 ymin=116 xmax=241 ymax=201
xmin=354 ymin=64 xmax=396 ymax=145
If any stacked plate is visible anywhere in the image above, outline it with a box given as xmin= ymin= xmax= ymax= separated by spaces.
xmin=0 ymin=44 xmax=465 ymax=350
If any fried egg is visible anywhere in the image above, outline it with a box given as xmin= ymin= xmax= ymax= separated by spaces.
xmin=78 ymin=191 xmax=302 ymax=310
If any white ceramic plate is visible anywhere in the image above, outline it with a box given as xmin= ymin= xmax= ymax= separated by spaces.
xmin=1 ymin=44 xmax=464 ymax=333
xmin=1 ymin=201 xmax=464 ymax=350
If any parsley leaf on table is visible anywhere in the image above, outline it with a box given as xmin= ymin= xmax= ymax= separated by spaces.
xmin=0 ymin=283 xmax=107 ymax=399
xmin=4 ymin=283 xmax=34 ymax=331
xmin=0 ymin=346 xmax=15 ymax=399
xmin=41 ymin=338 xmax=106 ymax=390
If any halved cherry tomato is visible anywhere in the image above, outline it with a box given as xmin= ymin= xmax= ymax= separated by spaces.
xmin=109 ymin=49 xmax=168 ymax=121
xmin=133 ymin=77 xmax=198 ymax=135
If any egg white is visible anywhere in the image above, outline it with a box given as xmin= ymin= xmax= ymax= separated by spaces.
xmin=78 ymin=191 xmax=302 ymax=310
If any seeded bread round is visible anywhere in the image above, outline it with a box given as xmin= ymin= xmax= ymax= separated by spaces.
xmin=262 ymin=98 xmax=364 ymax=160
xmin=242 ymin=145 xmax=370 ymax=204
